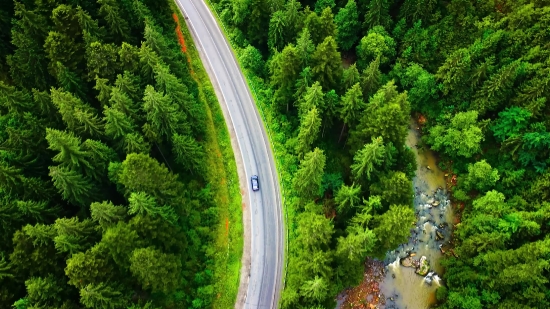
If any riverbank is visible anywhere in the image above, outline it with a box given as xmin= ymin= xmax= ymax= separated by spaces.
xmin=338 ymin=119 xmax=456 ymax=309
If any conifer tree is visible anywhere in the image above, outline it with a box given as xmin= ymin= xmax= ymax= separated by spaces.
xmin=293 ymin=148 xmax=326 ymax=200
xmin=142 ymin=85 xmax=186 ymax=140
xmin=335 ymin=183 xmax=362 ymax=213
xmin=311 ymin=36 xmax=343 ymax=91
xmin=299 ymin=81 xmax=324 ymax=118
xmin=364 ymin=0 xmax=391 ymax=30
xmin=80 ymin=283 xmax=127 ymax=309
xmin=296 ymin=29 xmax=315 ymax=69
xmin=90 ymin=201 xmax=126 ymax=229
xmin=351 ymin=136 xmax=386 ymax=180
xmin=338 ymin=83 xmax=365 ymax=143
xmin=295 ymin=107 xmax=321 ymax=158
xmin=130 ymin=247 xmax=181 ymax=293
xmin=335 ymin=0 xmax=360 ymax=51
xmin=46 ymin=128 xmax=91 ymax=169
xmin=171 ymin=133 xmax=204 ymax=174
xmin=49 ymin=166 xmax=95 ymax=207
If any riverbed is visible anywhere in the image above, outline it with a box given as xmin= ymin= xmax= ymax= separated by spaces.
xmin=338 ymin=120 xmax=455 ymax=309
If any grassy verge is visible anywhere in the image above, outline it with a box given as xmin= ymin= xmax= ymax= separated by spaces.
xmin=169 ymin=3 xmax=243 ymax=308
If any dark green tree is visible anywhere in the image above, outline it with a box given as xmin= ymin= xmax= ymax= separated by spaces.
xmin=335 ymin=0 xmax=360 ymax=51
xmin=129 ymin=247 xmax=181 ymax=293
xmin=311 ymin=36 xmax=342 ymax=91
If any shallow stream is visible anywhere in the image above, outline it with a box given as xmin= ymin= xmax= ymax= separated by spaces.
xmin=337 ymin=120 xmax=455 ymax=309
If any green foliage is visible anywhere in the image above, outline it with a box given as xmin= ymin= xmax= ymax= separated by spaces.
xmin=293 ymin=148 xmax=326 ymax=201
xmin=334 ymin=0 xmax=360 ymax=52
xmin=311 ymin=36 xmax=342 ymax=91
xmin=356 ymin=26 xmax=396 ymax=68
xmin=427 ymin=111 xmax=485 ymax=159
xmin=79 ymin=283 xmax=127 ymax=309
xmin=0 ymin=2 xmax=238 ymax=307
xmin=462 ymin=160 xmax=500 ymax=193
xmin=295 ymin=107 xmax=321 ymax=158
xmin=129 ymin=247 xmax=181 ymax=294
xmin=351 ymin=137 xmax=386 ymax=181
xmin=369 ymin=171 xmax=413 ymax=207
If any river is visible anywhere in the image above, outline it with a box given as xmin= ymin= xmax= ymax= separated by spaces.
xmin=337 ymin=119 xmax=455 ymax=309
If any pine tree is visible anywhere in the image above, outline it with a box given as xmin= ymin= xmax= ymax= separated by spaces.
xmin=94 ymin=76 xmax=111 ymax=107
xmin=268 ymin=10 xmax=287 ymax=52
xmin=90 ymin=201 xmax=126 ymax=229
xmin=296 ymin=29 xmax=315 ymax=69
xmin=139 ymin=43 xmax=163 ymax=85
xmin=364 ymin=0 xmax=391 ymax=30
xmin=292 ymin=148 xmax=326 ymax=200
xmin=109 ymin=86 xmax=139 ymax=120
xmin=294 ymin=67 xmax=313 ymax=101
xmin=45 ymin=128 xmax=91 ymax=169
xmin=116 ymin=153 xmax=181 ymax=204
xmin=97 ymin=0 xmax=130 ymax=42
xmin=22 ymin=224 xmax=56 ymax=247
xmin=50 ymin=88 xmax=102 ymax=136
xmin=16 ymin=200 xmax=58 ymax=222
xmin=299 ymin=81 xmax=324 ymax=118
xmin=312 ymin=37 xmax=343 ymax=92
xmin=119 ymin=42 xmax=140 ymax=73
xmin=122 ymin=133 xmax=150 ymax=155
xmin=80 ymin=283 xmax=127 ymax=309
xmin=104 ymin=106 xmax=136 ymax=141
xmin=85 ymin=41 xmax=119 ymax=81
xmin=171 ymin=133 xmax=204 ymax=174
xmin=300 ymin=276 xmax=329 ymax=302
xmin=142 ymin=85 xmax=186 ymax=140
xmin=115 ymin=71 xmax=142 ymax=103
xmin=270 ymin=44 xmax=301 ymax=112
xmin=49 ymin=166 xmax=95 ymax=207
xmin=342 ymin=64 xmax=361 ymax=92
xmin=351 ymin=136 xmax=386 ymax=180
xmin=129 ymin=247 xmax=181 ymax=293
xmin=335 ymin=183 xmax=362 ymax=213
xmin=0 ymin=81 xmax=33 ymax=114
xmin=335 ymin=0 xmax=360 ymax=51
xmin=339 ymin=83 xmax=365 ymax=143
xmin=295 ymin=107 xmax=321 ymax=158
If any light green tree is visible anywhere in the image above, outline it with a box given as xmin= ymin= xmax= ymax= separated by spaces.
xmin=295 ymin=107 xmax=321 ymax=158
xmin=292 ymin=148 xmax=326 ymax=200
xmin=427 ymin=111 xmax=484 ymax=158
xmin=351 ymin=136 xmax=386 ymax=180
xmin=334 ymin=183 xmax=362 ymax=213
xmin=356 ymin=26 xmax=396 ymax=68
xmin=80 ymin=283 xmax=127 ymax=309
xmin=462 ymin=160 xmax=500 ymax=192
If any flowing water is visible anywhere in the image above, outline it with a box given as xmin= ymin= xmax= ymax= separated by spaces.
xmin=337 ymin=120 xmax=455 ymax=309
xmin=379 ymin=120 xmax=454 ymax=309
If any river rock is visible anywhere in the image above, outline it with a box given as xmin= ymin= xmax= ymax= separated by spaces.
xmin=415 ymin=256 xmax=430 ymax=276
xmin=436 ymin=230 xmax=444 ymax=240
xmin=432 ymin=200 xmax=440 ymax=207
xmin=400 ymin=256 xmax=414 ymax=268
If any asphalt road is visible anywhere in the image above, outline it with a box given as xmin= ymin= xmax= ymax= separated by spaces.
xmin=173 ymin=0 xmax=284 ymax=308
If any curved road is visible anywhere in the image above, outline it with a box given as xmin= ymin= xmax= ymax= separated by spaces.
xmin=174 ymin=1 xmax=284 ymax=308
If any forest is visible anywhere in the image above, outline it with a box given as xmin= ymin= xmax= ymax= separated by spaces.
xmin=0 ymin=0 xmax=245 ymax=308
xmin=207 ymin=0 xmax=550 ymax=308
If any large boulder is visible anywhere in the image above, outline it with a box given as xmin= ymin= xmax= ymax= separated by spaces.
xmin=415 ymin=256 xmax=430 ymax=276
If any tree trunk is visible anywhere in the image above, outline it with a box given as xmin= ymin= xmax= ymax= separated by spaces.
xmin=338 ymin=123 xmax=346 ymax=143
